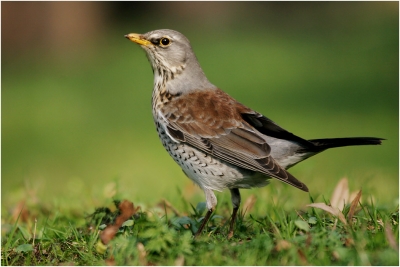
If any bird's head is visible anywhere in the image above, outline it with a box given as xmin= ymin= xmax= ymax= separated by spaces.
xmin=125 ymin=29 xmax=193 ymax=74
xmin=125 ymin=29 xmax=215 ymax=94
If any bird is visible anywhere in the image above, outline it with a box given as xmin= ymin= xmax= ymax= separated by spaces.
xmin=124 ymin=29 xmax=383 ymax=238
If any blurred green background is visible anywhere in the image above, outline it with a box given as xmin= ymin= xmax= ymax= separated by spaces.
xmin=2 ymin=2 xmax=398 ymax=213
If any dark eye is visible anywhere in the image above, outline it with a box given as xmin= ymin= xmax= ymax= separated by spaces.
xmin=160 ymin=37 xmax=170 ymax=46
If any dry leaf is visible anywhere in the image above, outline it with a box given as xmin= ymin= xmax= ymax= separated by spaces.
xmin=306 ymin=232 xmax=312 ymax=248
xmin=137 ymin=242 xmax=147 ymax=266
xmin=308 ymin=178 xmax=364 ymax=226
xmin=347 ymin=189 xmax=362 ymax=223
xmin=58 ymin=262 xmax=76 ymax=266
xmin=330 ymin=177 xmax=349 ymax=211
xmin=275 ymin=239 xmax=292 ymax=251
xmin=295 ymin=209 xmax=307 ymax=222
xmin=105 ymin=256 xmax=116 ymax=266
xmin=307 ymin=203 xmax=347 ymax=225
xmin=344 ymin=237 xmax=354 ymax=247
xmin=100 ymin=200 xmax=139 ymax=245
xmin=297 ymin=249 xmax=308 ymax=265
xmin=384 ymin=222 xmax=399 ymax=251
xmin=332 ymin=218 xmax=338 ymax=231
xmin=116 ymin=200 xmax=138 ymax=225
xmin=332 ymin=251 xmax=340 ymax=260
xmin=100 ymin=225 xmax=119 ymax=246
xmin=349 ymin=190 xmax=362 ymax=205
xmin=174 ymin=255 xmax=185 ymax=266
xmin=11 ymin=201 xmax=30 ymax=223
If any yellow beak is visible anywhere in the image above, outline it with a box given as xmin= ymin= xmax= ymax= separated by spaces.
xmin=124 ymin=33 xmax=151 ymax=46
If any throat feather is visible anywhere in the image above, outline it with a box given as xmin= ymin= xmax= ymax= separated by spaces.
xmin=152 ymin=66 xmax=182 ymax=111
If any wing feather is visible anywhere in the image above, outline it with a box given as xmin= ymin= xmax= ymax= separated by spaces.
xmin=161 ymin=89 xmax=309 ymax=192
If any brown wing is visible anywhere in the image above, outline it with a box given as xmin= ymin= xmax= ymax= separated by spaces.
xmin=161 ymin=88 xmax=308 ymax=192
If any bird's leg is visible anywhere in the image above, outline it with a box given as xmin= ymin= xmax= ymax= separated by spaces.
xmin=194 ymin=208 xmax=213 ymax=238
xmin=194 ymin=188 xmax=217 ymax=238
xmin=228 ymin=188 xmax=241 ymax=239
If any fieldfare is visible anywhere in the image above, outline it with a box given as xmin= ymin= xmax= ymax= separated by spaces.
xmin=125 ymin=29 xmax=383 ymax=238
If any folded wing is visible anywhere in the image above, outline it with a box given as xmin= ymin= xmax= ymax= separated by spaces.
xmin=161 ymin=89 xmax=309 ymax=192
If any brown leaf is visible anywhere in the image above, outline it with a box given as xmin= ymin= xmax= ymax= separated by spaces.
xmin=275 ymin=239 xmax=292 ymax=251
xmin=330 ymin=177 xmax=349 ymax=211
xmin=344 ymin=237 xmax=354 ymax=247
xmin=307 ymin=203 xmax=347 ymax=225
xmin=11 ymin=201 xmax=30 ymax=223
xmin=349 ymin=190 xmax=362 ymax=205
xmin=306 ymin=232 xmax=312 ymax=248
xmin=347 ymin=189 xmax=362 ymax=224
xmin=332 ymin=218 xmax=338 ymax=231
xmin=105 ymin=256 xmax=116 ymax=266
xmin=100 ymin=226 xmax=119 ymax=245
xmin=384 ymin=222 xmax=399 ymax=251
xmin=58 ymin=262 xmax=76 ymax=266
xmin=332 ymin=251 xmax=340 ymax=260
xmin=137 ymin=242 xmax=147 ymax=266
xmin=115 ymin=200 xmax=138 ymax=225
xmin=100 ymin=200 xmax=139 ymax=245
xmin=174 ymin=255 xmax=185 ymax=266
xmin=297 ymin=249 xmax=308 ymax=265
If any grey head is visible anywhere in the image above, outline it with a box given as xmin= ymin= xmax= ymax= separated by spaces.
xmin=125 ymin=29 xmax=216 ymax=95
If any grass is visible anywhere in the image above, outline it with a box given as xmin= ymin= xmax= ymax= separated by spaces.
xmin=2 ymin=3 xmax=398 ymax=265
xmin=2 ymin=183 xmax=398 ymax=265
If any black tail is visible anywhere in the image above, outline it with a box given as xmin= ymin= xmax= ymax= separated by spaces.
xmin=308 ymin=137 xmax=384 ymax=151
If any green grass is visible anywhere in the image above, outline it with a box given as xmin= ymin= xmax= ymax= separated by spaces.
xmin=2 ymin=3 xmax=398 ymax=265
xmin=2 ymin=186 xmax=398 ymax=265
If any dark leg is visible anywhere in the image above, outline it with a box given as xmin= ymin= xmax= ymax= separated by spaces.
xmin=194 ymin=208 xmax=213 ymax=238
xmin=194 ymin=188 xmax=217 ymax=238
xmin=228 ymin=188 xmax=241 ymax=239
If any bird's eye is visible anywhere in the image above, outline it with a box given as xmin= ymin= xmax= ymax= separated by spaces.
xmin=160 ymin=37 xmax=171 ymax=47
